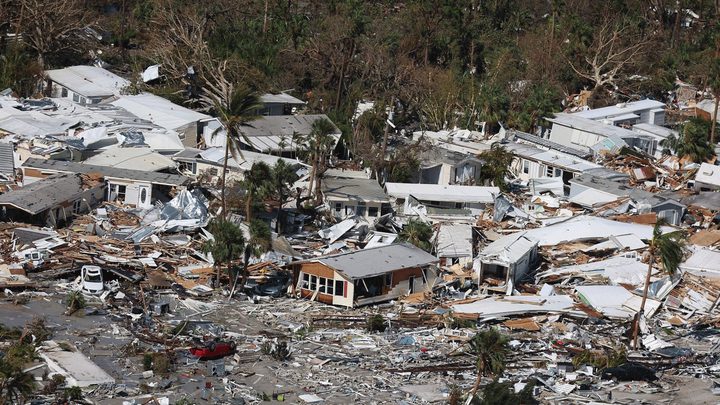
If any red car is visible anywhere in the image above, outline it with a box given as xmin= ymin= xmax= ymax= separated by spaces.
xmin=189 ymin=340 xmax=237 ymax=360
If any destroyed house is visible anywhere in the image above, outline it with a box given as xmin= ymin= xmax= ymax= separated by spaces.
xmin=290 ymin=243 xmax=439 ymax=307
xmin=110 ymin=93 xmax=213 ymax=148
xmin=21 ymin=157 xmax=190 ymax=209
xmin=571 ymin=99 xmax=665 ymax=126
xmin=417 ymin=147 xmax=484 ymax=185
xmin=546 ymin=114 xmax=657 ymax=156
xmin=384 ymin=182 xmax=498 ymax=217
xmin=0 ymin=141 xmax=14 ymax=183
xmin=210 ymin=114 xmax=341 ymax=156
xmin=510 ymin=130 xmax=591 ymax=158
xmin=257 ymin=93 xmax=306 ymax=115
xmin=322 ymin=176 xmax=392 ymax=220
xmin=504 ymin=141 xmax=609 ymax=188
xmin=44 ymin=66 xmax=129 ymax=104
xmin=172 ymin=147 xmax=306 ymax=182
xmin=569 ymin=174 xmax=686 ymax=225
xmin=435 ymin=223 xmax=474 ymax=266
xmin=0 ymin=173 xmax=104 ymax=228
xmin=475 ymin=231 xmax=538 ymax=291
xmin=694 ymin=163 xmax=720 ymax=192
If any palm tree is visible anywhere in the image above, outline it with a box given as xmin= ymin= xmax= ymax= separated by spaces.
xmin=632 ymin=221 xmax=685 ymax=348
xmin=660 ymin=118 xmax=715 ymax=163
xmin=234 ymin=219 xmax=273 ymax=296
xmin=293 ymin=118 xmax=337 ymax=204
xmin=468 ymin=328 xmax=509 ymax=398
xmin=199 ymin=61 xmax=261 ymax=217
xmin=270 ymin=159 xmax=299 ymax=233
xmin=399 ymin=218 xmax=434 ymax=252
xmin=479 ymin=143 xmax=514 ymax=191
xmin=243 ymin=162 xmax=272 ymax=222
xmin=0 ymin=358 xmax=35 ymax=405
xmin=201 ymin=218 xmax=246 ymax=287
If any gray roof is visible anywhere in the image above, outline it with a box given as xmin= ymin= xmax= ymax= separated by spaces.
xmin=572 ymin=100 xmax=665 ymax=121
xmin=480 ymin=231 xmax=538 ymax=264
xmin=301 ymin=243 xmax=439 ymax=279
xmin=323 ymin=177 xmax=389 ymax=203
xmin=419 ymin=147 xmax=482 ymax=167
xmin=22 ymin=157 xmax=189 ymax=186
xmin=260 ymin=93 xmax=305 ymax=105
xmin=680 ymin=192 xmax=720 ymax=211
xmin=0 ymin=142 xmax=14 ymax=177
xmin=239 ymin=114 xmax=340 ymax=152
xmin=510 ymin=130 xmax=591 ymax=158
xmin=12 ymin=227 xmax=58 ymax=244
xmin=547 ymin=114 xmax=645 ymax=140
xmin=0 ymin=173 xmax=88 ymax=214
xmin=571 ymin=174 xmax=684 ymax=208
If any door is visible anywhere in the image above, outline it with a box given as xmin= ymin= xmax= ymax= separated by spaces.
xmin=137 ymin=185 xmax=151 ymax=209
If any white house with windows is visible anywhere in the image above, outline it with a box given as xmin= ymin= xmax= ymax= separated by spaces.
xmin=45 ymin=66 xmax=129 ymax=105
xmin=20 ymin=158 xmax=190 ymax=209
xmin=322 ymin=173 xmax=392 ymax=220
xmin=504 ymin=141 xmax=626 ymax=193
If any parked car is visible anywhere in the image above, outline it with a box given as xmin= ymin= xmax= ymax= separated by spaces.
xmin=81 ymin=265 xmax=104 ymax=294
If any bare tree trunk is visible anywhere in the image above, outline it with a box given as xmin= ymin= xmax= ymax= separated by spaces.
xmin=468 ymin=361 xmax=485 ymax=401
xmin=307 ymin=151 xmax=317 ymax=201
xmin=215 ymin=262 xmax=222 ymax=288
xmin=671 ymin=1 xmax=682 ymax=48
xmin=335 ymin=39 xmax=355 ymax=111
xmin=633 ymin=251 xmax=654 ymax=348
xmin=263 ymin=0 xmax=269 ymax=34
xmin=245 ymin=190 xmax=253 ymax=222
xmin=378 ymin=96 xmax=395 ymax=183
xmin=221 ymin=134 xmax=231 ymax=218
xmin=711 ymin=95 xmax=719 ymax=146
xmin=276 ymin=190 xmax=284 ymax=233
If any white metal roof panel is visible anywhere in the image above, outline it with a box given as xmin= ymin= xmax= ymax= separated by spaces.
xmin=385 ymin=183 xmax=499 ymax=204
xmin=45 ymin=66 xmax=129 ymax=98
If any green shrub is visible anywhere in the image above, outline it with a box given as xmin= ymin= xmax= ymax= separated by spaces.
xmin=366 ymin=314 xmax=387 ymax=332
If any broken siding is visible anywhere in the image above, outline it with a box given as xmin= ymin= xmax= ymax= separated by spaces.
xmin=0 ymin=142 xmax=14 ymax=177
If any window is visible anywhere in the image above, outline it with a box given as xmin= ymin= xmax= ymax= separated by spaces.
xmin=72 ymin=200 xmax=82 ymax=214
xmin=335 ymin=280 xmax=344 ymax=297
xmin=61 ymin=88 xmax=68 ymax=98
xmin=385 ymin=273 xmax=392 ymax=287
xmin=209 ymin=168 xmax=219 ymax=176
xmin=109 ymin=184 xmax=127 ymax=202
xmin=522 ymin=160 xmax=530 ymax=174
xmin=302 ymin=274 xmax=343 ymax=296
xmin=325 ymin=279 xmax=334 ymax=295
xmin=179 ymin=161 xmax=197 ymax=175
xmin=546 ymin=166 xmax=555 ymax=177
xmin=334 ymin=202 xmax=342 ymax=213
xmin=368 ymin=206 xmax=378 ymax=217
xmin=72 ymin=93 xmax=79 ymax=102
xmin=356 ymin=202 xmax=367 ymax=217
